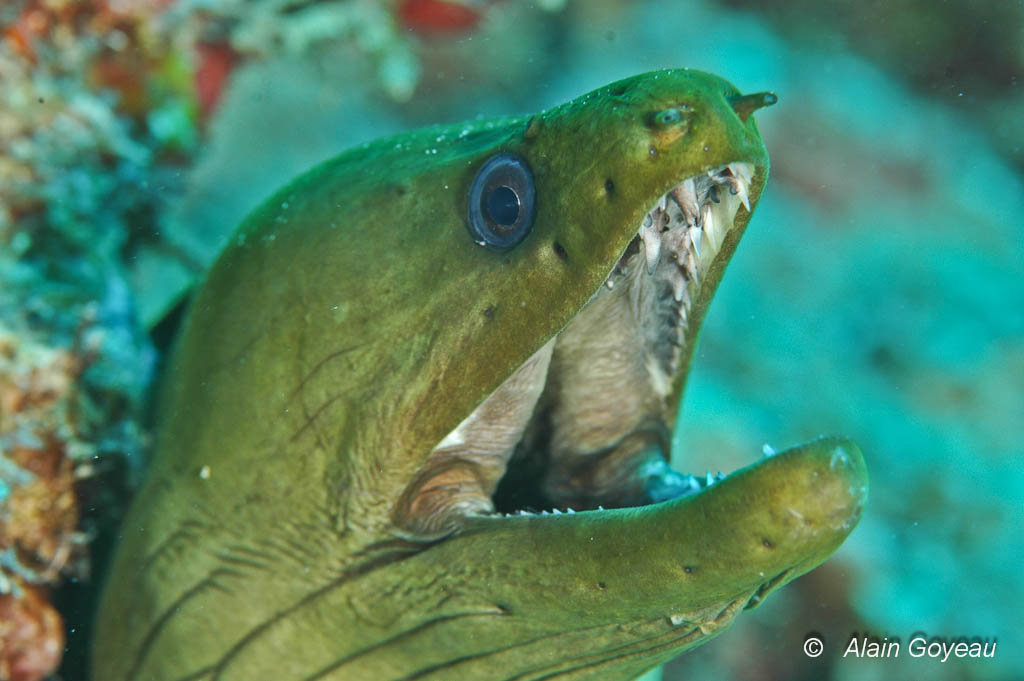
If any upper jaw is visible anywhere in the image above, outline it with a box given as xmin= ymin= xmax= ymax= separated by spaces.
xmin=607 ymin=161 xmax=758 ymax=357
xmin=527 ymin=160 xmax=763 ymax=504
xmin=633 ymin=161 xmax=756 ymax=284
xmin=397 ymin=158 xmax=765 ymax=533
xmin=576 ymin=162 xmax=762 ymax=419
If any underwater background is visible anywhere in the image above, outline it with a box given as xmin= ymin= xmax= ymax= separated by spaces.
xmin=0 ymin=1 xmax=1021 ymax=680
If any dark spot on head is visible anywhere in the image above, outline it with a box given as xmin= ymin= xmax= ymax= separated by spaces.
xmin=395 ymin=185 xmax=407 ymax=196
xmin=483 ymin=305 xmax=495 ymax=318
xmin=683 ymin=565 xmax=695 ymax=574
xmin=38 ymin=97 xmax=44 ymax=103
xmin=552 ymin=241 xmax=569 ymax=262
xmin=604 ymin=178 xmax=615 ymax=195
xmin=524 ymin=116 xmax=541 ymax=140
xmin=762 ymin=538 xmax=774 ymax=549
xmin=649 ymin=146 xmax=657 ymax=158
xmin=609 ymin=83 xmax=625 ymax=95
xmin=598 ymin=581 xmax=607 ymax=589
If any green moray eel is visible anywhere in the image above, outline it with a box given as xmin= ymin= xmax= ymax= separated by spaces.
xmin=94 ymin=69 xmax=867 ymax=681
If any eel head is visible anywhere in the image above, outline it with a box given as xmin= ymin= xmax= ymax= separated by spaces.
xmin=94 ymin=70 xmax=866 ymax=681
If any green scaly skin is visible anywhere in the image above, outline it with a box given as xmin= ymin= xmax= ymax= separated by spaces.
xmin=93 ymin=69 xmax=867 ymax=681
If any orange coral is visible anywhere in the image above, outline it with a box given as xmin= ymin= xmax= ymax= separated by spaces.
xmin=0 ymin=329 xmax=87 ymax=681
xmin=1 ymin=437 xmax=79 ymax=584
xmin=0 ymin=581 xmax=64 ymax=681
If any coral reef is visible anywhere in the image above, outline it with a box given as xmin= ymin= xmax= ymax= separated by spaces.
xmin=0 ymin=579 xmax=63 ymax=681
xmin=0 ymin=326 xmax=82 ymax=681
xmin=0 ymin=1 xmax=181 ymax=677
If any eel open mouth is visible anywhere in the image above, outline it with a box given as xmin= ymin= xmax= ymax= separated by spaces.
xmin=396 ymin=161 xmax=766 ymax=535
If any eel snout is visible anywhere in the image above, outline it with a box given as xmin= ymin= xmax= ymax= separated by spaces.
xmin=454 ymin=436 xmax=869 ymax=612
xmin=382 ymin=438 xmax=868 ymax=681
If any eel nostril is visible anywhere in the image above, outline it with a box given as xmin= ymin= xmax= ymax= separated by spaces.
xmin=729 ymin=92 xmax=778 ymax=123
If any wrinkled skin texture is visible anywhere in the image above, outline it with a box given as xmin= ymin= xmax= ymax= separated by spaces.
xmin=93 ymin=70 xmax=867 ymax=681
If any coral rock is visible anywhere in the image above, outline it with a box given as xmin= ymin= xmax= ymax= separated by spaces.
xmin=0 ymin=580 xmax=64 ymax=681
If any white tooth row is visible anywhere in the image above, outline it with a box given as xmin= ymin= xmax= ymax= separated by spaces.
xmin=632 ymin=162 xmax=754 ymax=305
xmin=500 ymin=507 xmax=581 ymax=518
xmin=497 ymin=471 xmax=727 ymax=519
xmin=495 ymin=470 xmax=739 ymax=521
xmin=687 ymin=470 xmax=726 ymax=489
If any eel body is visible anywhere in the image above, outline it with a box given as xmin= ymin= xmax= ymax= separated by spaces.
xmin=94 ymin=69 xmax=867 ymax=681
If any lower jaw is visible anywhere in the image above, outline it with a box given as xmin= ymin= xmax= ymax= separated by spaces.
xmin=450 ymin=437 xmax=868 ymax=629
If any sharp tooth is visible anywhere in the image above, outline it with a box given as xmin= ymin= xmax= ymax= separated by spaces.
xmin=705 ymin=471 xmax=715 ymax=487
xmin=669 ymin=266 xmax=686 ymax=303
xmin=731 ymin=176 xmax=751 ymax=211
xmin=605 ymin=278 xmax=615 ymax=290
xmin=736 ymin=182 xmax=751 ymax=211
xmin=642 ymin=222 xmax=662 ymax=274
xmin=685 ymin=249 xmax=697 ymax=275
xmin=689 ymin=226 xmax=703 ymax=258
xmin=671 ymin=179 xmax=699 ymax=224
xmin=567 ymin=508 xmax=575 ymax=514
xmin=553 ymin=508 xmax=562 ymax=515
xmin=702 ymin=204 xmax=719 ymax=251
xmin=729 ymin=163 xmax=754 ymax=211
xmin=762 ymin=443 xmax=777 ymax=458
xmin=730 ymin=162 xmax=753 ymax=186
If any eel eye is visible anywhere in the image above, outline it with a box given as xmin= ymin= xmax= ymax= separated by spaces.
xmin=467 ymin=153 xmax=536 ymax=250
